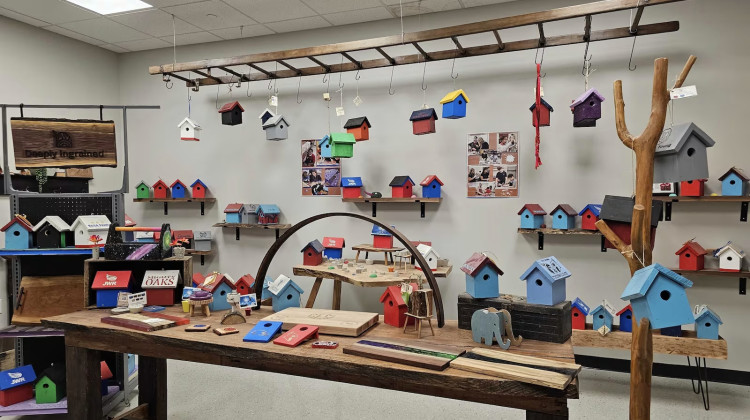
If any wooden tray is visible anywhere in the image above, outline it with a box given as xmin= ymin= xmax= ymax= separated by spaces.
xmin=261 ymin=308 xmax=378 ymax=337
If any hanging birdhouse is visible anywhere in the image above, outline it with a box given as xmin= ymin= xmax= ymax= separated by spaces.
xmin=570 ymin=88 xmax=604 ymax=127
xmin=330 ymin=132 xmax=356 ymax=158
xmin=529 ymin=98 xmax=553 ymax=127
xmin=319 ymin=135 xmax=332 ymax=158
xmin=654 ymin=122 xmax=715 ymax=183
xmin=218 ymin=101 xmax=244 ymax=126
xmin=409 ymin=108 xmax=438 ymax=135
xmin=344 ymin=117 xmax=371 ymax=141
xmin=439 ymin=89 xmax=469 ymax=119
xmin=262 ymin=115 xmax=290 ymax=141
xmin=258 ymin=108 xmax=275 ymax=125
xmin=178 ymin=117 xmax=201 ymax=141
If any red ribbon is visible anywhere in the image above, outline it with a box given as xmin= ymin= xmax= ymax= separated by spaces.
xmin=535 ymin=63 xmax=542 ymax=169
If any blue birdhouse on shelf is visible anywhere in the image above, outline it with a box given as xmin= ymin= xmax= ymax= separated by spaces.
xmin=694 ymin=305 xmax=722 ymax=340
xmin=265 ymin=275 xmax=304 ymax=312
xmin=719 ymin=167 xmax=748 ymax=196
xmin=517 ymin=204 xmax=547 ymax=229
xmin=621 ymin=263 xmax=694 ymax=329
xmin=439 ymin=89 xmax=470 ymax=119
xmin=660 ymin=325 xmax=682 ymax=337
xmin=419 ymin=175 xmax=443 ymax=199
xmin=319 ymin=135 xmax=332 ymax=158
xmin=224 ymin=203 xmax=245 ymax=224
xmin=460 ymin=252 xmax=504 ymax=299
xmin=520 ymin=256 xmax=571 ymax=305
xmin=550 ymin=204 xmax=578 ymax=230
xmin=591 ymin=302 xmax=615 ymax=332
xmin=617 ymin=304 xmax=633 ymax=332
xmin=1 ymin=215 xmax=34 ymax=250
xmin=170 ymin=179 xmax=188 ymax=198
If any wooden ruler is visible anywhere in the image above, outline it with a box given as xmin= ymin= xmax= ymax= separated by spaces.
xmin=343 ymin=337 xmax=465 ymax=371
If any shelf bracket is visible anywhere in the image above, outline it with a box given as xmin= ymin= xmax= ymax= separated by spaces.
xmin=235 ymin=227 xmax=240 ymax=241
xmin=538 ymin=231 xmax=544 ymax=250
xmin=741 ymin=202 xmax=748 ymax=222
xmin=740 ymin=277 xmax=746 ymax=295
xmin=200 ymin=255 xmax=205 ymax=265
xmin=664 ymin=201 xmax=672 ymax=221
xmin=420 ymin=202 xmax=426 ymax=218
xmin=201 ymin=202 xmax=205 ymax=216
xmin=371 ymin=202 xmax=377 ymax=217
xmin=164 ymin=202 xmax=168 ymax=216
xmin=600 ymin=235 xmax=607 ymax=252
xmin=275 ymin=229 xmax=280 ymax=240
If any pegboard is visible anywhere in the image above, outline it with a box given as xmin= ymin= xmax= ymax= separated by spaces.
xmin=12 ymin=193 xmax=122 ymax=226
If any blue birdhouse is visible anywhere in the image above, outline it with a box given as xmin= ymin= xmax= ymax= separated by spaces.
xmin=621 ymin=263 xmax=694 ymax=329
xmin=1 ymin=215 xmax=34 ymax=250
xmin=224 ymin=203 xmax=245 ymax=224
xmin=439 ymin=89 xmax=470 ymax=119
xmin=419 ymin=175 xmax=443 ymax=198
xmin=322 ymin=237 xmax=345 ymax=260
xmin=202 ymin=275 xmax=236 ymax=312
xmin=520 ymin=256 xmax=571 ymax=305
xmin=319 ymin=135 xmax=332 ymax=158
xmin=617 ymin=304 xmax=633 ymax=332
xmin=660 ymin=325 xmax=682 ymax=336
xmin=591 ymin=303 xmax=614 ymax=332
xmin=550 ymin=204 xmax=578 ymax=230
xmin=170 ymin=179 xmax=188 ymax=198
xmin=719 ymin=167 xmax=748 ymax=196
xmin=265 ymin=275 xmax=304 ymax=312
xmin=518 ymin=204 xmax=547 ymax=229
xmin=694 ymin=306 xmax=722 ymax=339
xmin=460 ymin=252 xmax=504 ymax=299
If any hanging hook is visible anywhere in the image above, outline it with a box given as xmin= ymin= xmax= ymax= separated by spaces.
xmin=215 ymin=84 xmax=220 ymax=109
xmin=268 ymin=79 xmax=274 ymax=91
xmin=628 ymin=35 xmax=638 ymax=71
xmin=421 ymin=61 xmax=428 ymax=91
xmin=388 ymin=66 xmax=396 ymax=95
xmin=191 ymin=79 xmax=199 ymax=92
xmin=323 ymin=73 xmax=329 ymax=84
xmin=296 ymin=75 xmax=303 ymax=104
xmin=581 ymin=42 xmax=593 ymax=76
xmin=535 ymin=46 xmax=547 ymax=78
xmin=162 ymin=74 xmax=173 ymax=89
xmin=450 ymin=57 xmax=459 ymax=80
xmin=355 ymin=69 xmax=361 ymax=80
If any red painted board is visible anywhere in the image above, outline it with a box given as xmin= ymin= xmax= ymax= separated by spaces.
xmin=273 ymin=324 xmax=319 ymax=347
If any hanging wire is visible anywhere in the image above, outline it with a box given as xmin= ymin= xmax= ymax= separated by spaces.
xmin=388 ymin=66 xmax=396 ymax=95
xmin=399 ymin=0 xmax=404 ymax=44
xmin=296 ymin=75 xmax=303 ymax=104
xmin=535 ymin=46 xmax=547 ymax=78
xmin=337 ymin=55 xmax=345 ymax=90
xmin=421 ymin=60 xmax=428 ymax=108
xmin=246 ymin=67 xmax=253 ymax=97
xmin=163 ymin=14 xmax=177 ymax=89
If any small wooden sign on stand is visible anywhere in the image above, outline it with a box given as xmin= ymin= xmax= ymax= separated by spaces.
xmin=403 ymin=289 xmax=434 ymax=339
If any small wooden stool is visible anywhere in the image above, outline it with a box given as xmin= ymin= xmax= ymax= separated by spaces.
xmin=189 ymin=298 xmax=213 ymax=317
xmin=403 ymin=313 xmax=434 ymax=339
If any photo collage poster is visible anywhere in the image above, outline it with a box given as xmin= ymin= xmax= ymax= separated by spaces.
xmin=301 ymin=139 xmax=342 ymax=196
xmin=467 ymin=132 xmax=519 ymax=197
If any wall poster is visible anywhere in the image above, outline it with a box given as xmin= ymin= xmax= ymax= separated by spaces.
xmin=301 ymin=139 xmax=341 ymax=196
xmin=467 ymin=132 xmax=519 ymax=197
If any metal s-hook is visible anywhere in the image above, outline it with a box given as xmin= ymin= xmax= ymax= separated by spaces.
xmin=421 ymin=61 xmax=428 ymax=91
xmin=581 ymin=41 xmax=592 ymax=76
xmin=322 ymin=73 xmax=329 ymax=84
xmin=628 ymin=35 xmax=638 ymax=71
xmin=296 ymin=75 xmax=303 ymax=104
xmin=535 ymin=46 xmax=547 ymax=78
xmin=450 ymin=57 xmax=458 ymax=80
xmin=268 ymin=79 xmax=274 ymax=91
xmin=355 ymin=69 xmax=361 ymax=80
xmin=191 ymin=79 xmax=199 ymax=92
xmin=388 ymin=66 xmax=396 ymax=95
xmin=215 ymin=84 xmax=220 ymax=109
xmin=163 ymin=73 xmax=173 ymax=89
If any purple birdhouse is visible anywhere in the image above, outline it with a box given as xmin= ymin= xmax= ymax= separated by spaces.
xmin=570 ymin=88 xmax=605 ymax=127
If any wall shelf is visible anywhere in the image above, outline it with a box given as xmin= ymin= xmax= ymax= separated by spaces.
xmin=343 ymin=197 xmax=441 ymax=218
xmin=0 ymin=325 xmax=63 ymax=338
xmin=517 ymin=228 xmax=605 ymax=251
xmin=185 ymin=249 xmax=213 ymax=266
xmin=669 ymin=268 xmax=749 ymax=295
xmin=0 ymin=247 xmax=104 ymax=259
xmin=652 ymin=195 xmax=750 ymax=222
xmin=133 ymin=197 xmax=216 ymax=216
xmin=213 ymin=222 xmax=291 ymax=240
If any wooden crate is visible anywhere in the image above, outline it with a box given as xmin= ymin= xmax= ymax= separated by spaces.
xmin=83 ymin=257 xmax=192 ymax=308
xmin=0 ymin=349 xmax=15 ymax=371
xmin=458 ymin=293 xmax=572 ymax=343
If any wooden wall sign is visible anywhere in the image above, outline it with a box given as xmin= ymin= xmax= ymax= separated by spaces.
xmin=10 ymin=118 xmax=117 ymax=168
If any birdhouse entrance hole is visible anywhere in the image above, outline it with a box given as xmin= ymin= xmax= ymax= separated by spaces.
xmin=687 ymin=148 xmax=695 ymax=157
xmin=307 ymin=252 xmax=312 ymax=256
xmin=660 ymin=290 xmax=671 ymax=301
xmin=44 ymin=230 xmax=50 ymax=236
xmin=557 ymin=215 xmax=562 ymax=219
xmin=535 ymin=279 xmax=543 ymax=286
xmin=459 ymin=100 xmax=463 ymax=104
xmin=587 ymin=214 xmax=591 ymax=218
xmin=626 ymin=314 xmax=631 ymax=319
xmin=280 ymin=124 xmax=284 ymax=129
xmin=589 ymin=101 xmax=595 ymax=106
xmin=483 ymin=274 xmax=490 ymax=280
xmin=220 ymin=290 xmax=226 ymax=296
xmin=727 ymin=256 xmax=733 ymax=261
xmin=525 ymin=215 xmax=529 ymax=218
xmin=432 ymin=185 xmax=436 ymax=189
xmin=598 ymin=314 xmax=604 ymax=319
xmin=687 ymin=180 xmax=694 ymax=184
xmin=730 ymin=180 xmax=736 ymax=185
xmin=185 ymin=127 xmax=189 ymax=131
xmin=43 ymin=383 xmax=49 ymax=389
xmin=705 ymin=322 xmax=711 ymax=327
xmin=287 ymin=294 xmax=293 ymax=300
xmin=13 ymin=231 xmax=19 ymax=236
xmin=573 ymin=312 xmax=579 ymax=317
xmin=388 ymin=300 xmax=393 ymax=306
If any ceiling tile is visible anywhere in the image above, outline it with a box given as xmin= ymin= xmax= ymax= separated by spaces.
xmin=117 ymin=37 xmax=172 ymax=51
xmin=43 ymin=25 xmax=107 ymax=45
xmin=0 ymin=0 xmax=98 ymax=24
xmin=265 ymin=16 xmax=330 ymax=33
xmin=110 ymin=9 xmax=201 ymax=38
xmin=159 ymin=30 xmax=221 ymax=45
xmin=223 ymin=0 xmax=316 ymax=24
xmin=461 ymin=0 xmax=515 ymax=7
xmin=302 ymin=0 xmax=383 ymax=15
xmin=323 ymin=7 xmax=393 ymax=26
xmin=100 ymin=43 xmax=130 ymax=53
xmin=382 ymin=0 xmax=462 ymax=16
xmin=59 ymin=18 xmax=151 ymax=43
xmin=0 ymin=7 xmax=51 ymax=26
xmin=211 ymin=25 xmax=274 ymax=40
xmin=162 ymin=0 xmax=257 ymax=31
xmin=145 ymin=0 xmax=205 ymax=6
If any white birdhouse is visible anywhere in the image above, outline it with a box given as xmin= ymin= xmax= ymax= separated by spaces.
xmin=178 ymin=117 xmax=201 ymax=141
xmin=415 ymin=243 xmax=440 ymax=271
xmin=714 ymin=242 xmax=745 ymax=272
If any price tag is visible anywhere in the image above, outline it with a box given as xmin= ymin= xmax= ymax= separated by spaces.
xmin=602 ymin=299 xmax=616 ymax=316
xmin=127 ymin=292 xmax=147 ymax=306
xmin=117 ymin=292 xmax=130 ymax=308
xmin=670 ymin=85 xmax=697 ymax=99
xmin=335 ymin=106 xmax=345 ymax=116
xmin=268 ymin=95 xmax=278 ymax=106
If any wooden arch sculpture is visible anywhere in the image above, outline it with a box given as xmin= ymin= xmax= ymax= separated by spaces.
xmin=254 ymin=212 xmax=445 ymax=327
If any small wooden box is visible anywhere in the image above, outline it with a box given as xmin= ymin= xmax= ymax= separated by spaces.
xmin=457 ymin=293 xmax=571 ymax=343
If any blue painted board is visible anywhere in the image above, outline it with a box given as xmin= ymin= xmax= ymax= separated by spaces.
xmin=323 ymin=248 xmax=342 ymax=259
xmin=421 ymin=181 xmax=442 ymax=198
xmin=96 ymin=289 xmax=127 ymax=308
xmin=619 ymin=309 xmax=633 ymax=332
xmin=243 ymin=321 xmax=283 ymax=343
xmin=441 ymin=99 xmax=467 ymax=119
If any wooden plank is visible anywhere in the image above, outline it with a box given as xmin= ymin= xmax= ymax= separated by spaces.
xmin=65 ymin=345 xmax=102 ymax=420
xmin=261 ymin=308 xmax=378 ymax=336
xmin=652 ymin=195 xmax=750 ymax=202
xmin=332 ymin=280 xmax=342 ymax=310
xmin=343 ymin=197 xmax=442 ymax=203
xmin=571 ymin=324 xmax=728 ymax=359
xmin=669 ymin=268 xmax=750 ymax=278
xmin=343 ymin=339 xmax=464 ymax=371
xmin=100 ymin=313 xmax=178 ymax=332
xmin=351 ymin=243 xmax=405 ymax=253
xmin=306 ymin=278 xmax=323 ymax=308
xmin=517 ymin=228 xmax=601 ymax=235
xmin=138 ymin=356 xmax=167 ymax=420
xmin=12 ymin=275 xmax=85 ymax=325
xmin=133 ymin=198 xmax=216 ymax=203
xmin=213 ymin=222 xmax=291 ymax=229
xmin=293 ymin=262 xmax=452 ymax=288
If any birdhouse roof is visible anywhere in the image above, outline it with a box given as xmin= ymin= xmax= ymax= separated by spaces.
xmin=1 ymin=215 xmax=33 ymax=232
xmin=141 ymin=270 xmax=181 ymax=289
xmin=244 ymin=204 xmax=259 ymax=214
xmin=319 ymin=134 xmax=331 ymax=146
xmin=551 ymin=204 xmax=578 ymax=216
xmin=177 ymin=117 xmax=200 ymax=129
xmin=655 ymin=122 xmax=715 ymax=155
xmin=322 ymin=237 xmax=345 ymax=249
xmin=460 ymin=252 xmax=504 ymax=277
xmin=152 ymin=180 xmax=168 ymax=189
xmin=439 ymin=89 xmax=470 ymax=104
xmin=258 ymin=204 xmax=280 ymax=215
xmin=190 ymin=179 xmax=207 ymax=188
xmin=341 ymin=177 xmax=363 ymax=187
xmin=675 ymin=240 xmax=707 ymax=257
xmin=136 ymin=180 xmax=149 ymax=188
xmin=0 ymin=365 xmax=36 ymax=390
xmin=570 ymin=88 xmax=605 ymax=108
xmin=621 ymin=263 xmax=693 ymax=300
xmin=529 ymin=98 xmax=554 ymax=112
xmin=616 ymin=304 xmax=633 ymax=316
xmin=520 ymin=256 xmax=571 ymax=283
xmin=420 ymin=175 xmax=444 ymax=186
xmin=389 ymin=176 xmax=415 ymax=187
xmin=32 ymin=216 xmax=71 ymax=233
xmin=591 ymin=304 xmax=614 ymax=317
xmin=236 ymin=274 xmax=255 ymax=288
xmin=92 ymin=271 xmax=132 ymax=289
xmin=344 ymin=116 xmax=371 ymax=129
xmin=517 ymin=204 xmax=546 ymax=216
xmin=572 ymin=297 xmax=591 ymax=315
xmin=694 ymin=305 xmax=723 ymax=324
xmin=265 ymin=274 xmax=303 ymax=297
xmin=714 ymin=241 xmax=746 ymax=258
xmin=262 ymin=114 xmax=290 ymax=128
xmin=258 ymin=108 xmax=275 ymax=119
xmin=578 ymin=204 xmax=602 ymax=217
xmin=197 ymin=272 xmax=235 ymax=293
xmin=371 ymin=224 xmax=393 ymax=237
xmin=600 ymin=195 xmax=662 ymax=227
xmin=37 ymin=364 xmax=66 ymax=386
xmin=409 ymin=108 xmax=438 ymax=121
xmin=416 ymin=243 xmax=440 ymax=258
xmin=194 ymin=230 xmax=211 ymax=240
xmin=718 ymin=166 xmax=750 ymax=182
xmin=170 ymin=179 xmax=187 ymax=189
xmin=224 ymin=203 xmax=245 ymax=213
xmin=100 ymin=361 xmax=113 ymax=380
xmin=301 ymin=239 xmax=324 ymax=254
xmin=71 ymin=215 xmax=111 ymax=231
xmin=330 ymin=132 xmax=356 ymax=144
xmin=124 ymin=214 xmax=136 ymax=227
xmin=378 ymin=284 xmax=417 ymax=306
xmin=218 ymin=101 xmax=244 ymax=113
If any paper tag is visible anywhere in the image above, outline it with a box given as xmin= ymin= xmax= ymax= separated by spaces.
xmin=602 ymin=299 xmax=616 ymax=316
xmin=117 ymin=292 xmax=130 ymax=307
xmin=323 ymin=92 xmax=331 ymax=101
xmin=268 ymin=95 xmax=278 ymax=106
xmin=268 ymin=275 xmax=290 ymax=295
xmin=534 ymin=86 xmax=544 ymax=97
xmin=335 ymin=106 xmax=345 ymax=117
xmin=239 ymin=293 xmax=257 ymax=309
xmin=353 ymin=96 xmax=363 ymax=106
xmin=670 ymin=85 xmax=697 ymax=99
xmin=127 ymin=292 xmax=147 ymax=306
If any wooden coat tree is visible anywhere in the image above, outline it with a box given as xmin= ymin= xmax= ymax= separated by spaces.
xmin=595 ymin=55 xmax=695 ymax=420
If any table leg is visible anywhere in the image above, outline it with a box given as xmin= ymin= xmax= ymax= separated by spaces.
xmin=526 ymin=407 xmax=568 ymax=419
xmin=139 ymin=356 xmax=168 ymax=420
xmin=354 ymin=250 xmax=361 ymax=263
xmin=332 ymin=280 xmax=342 ymax=310
xmin=306 ymin=277 xmax=323 ymax=308
xmin=65 ymin=345 xmax=102 ymax=420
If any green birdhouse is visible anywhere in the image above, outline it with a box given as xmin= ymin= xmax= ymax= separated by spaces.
xmin=135 ymin=180 xmax=150 ymax=199
xmin=330 ymin=132 xmax=356 ymax=158
xmin=35 ymin=365 xmax=66 ymax=404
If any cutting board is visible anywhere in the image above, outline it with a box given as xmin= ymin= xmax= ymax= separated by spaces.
xmin=261 ymin=308 xmax=378 ymax=337
xmin=100 ymin=312 xmax=189 ymax=332
xmin=12 ymin=276 xmax=85 ymax=325
xmin=343 ymin=337 xmax=465 ymax=371
xmin=450 ymin=347 xmax=581 ymax=390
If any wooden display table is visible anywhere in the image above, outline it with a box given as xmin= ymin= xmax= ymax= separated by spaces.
xmin=293 ymin=262 xmax=452 ymax=309
xmin=351 ymin=243 xmax=404 ymax=266
xmin=43 ymin=307 xmax=578 ymax=419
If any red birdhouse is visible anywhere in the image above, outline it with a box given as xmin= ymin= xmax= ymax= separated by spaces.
xmin=675 ymin=240 xmax=707 ymax=271
xmin=571 ymin=298 xmax=590 ymax=331
xmin=152 ymin=180 xmax=169 ymax=199
xmin=379 ymin=283 xmax=418 ymax=327
xmin=344 ymin=117 xmax=371 ymax=141
xmin=578 ymin=204 xmax=602 ymax=231
xmin=680 ymin=179 xmax=706 ymax=197
xmin=529 ymin=98 xmax=553 ymax=127
xmin=389 ymin=176 xmax=414 ymax=198
xmin=191 ymin=179 xmax=207 ymax=198
xmin=409 ymin=108 xmax=438 ymax=135
xmin=234 ymin=274 xmax=255 ymax=296
xmin=301 ymin=240 xmax=324 ymax=266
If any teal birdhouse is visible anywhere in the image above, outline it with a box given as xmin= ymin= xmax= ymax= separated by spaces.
xmin=200 ymin=274 xmax=236 ymax=311
xmin=694 ymin=305 xmax=722 ymax=339
xmin=265 ymin=275 xmax=304 ymax=312
xmin=591 ymin=301 xmax=615 ymax=332
xmin=621 ymin=263 xmax=694 ymax=329
xmin=439 ymin=89 xmax=469 ymax=119
xmin=460 ymin=252 xmax=503 ymax=299
xmin=518 ymin=204 xmax=546 ymax=229
xmin=1 ymin=215 xmax=34 ymax=250
xmin=550 ymin=204 xmax=577 ymax=230
xmin=719 ymin=167 xmax=749 ymax=196
xmin=319 ymin=135 xmax=332 ymax=158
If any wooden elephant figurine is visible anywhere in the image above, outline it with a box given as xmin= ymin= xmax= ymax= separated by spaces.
xmin=470 ymin=307 xmax=523 ymax=349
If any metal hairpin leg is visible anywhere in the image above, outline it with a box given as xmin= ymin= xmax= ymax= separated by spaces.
xmin=687 ymin=356 xmax=710 ymax=410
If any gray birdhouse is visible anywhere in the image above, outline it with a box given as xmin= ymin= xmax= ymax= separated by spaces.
xmin=262 ymin=114 xmax=290 ymax=141
xmin=654 ymin=122 xmax=715 ymax=183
